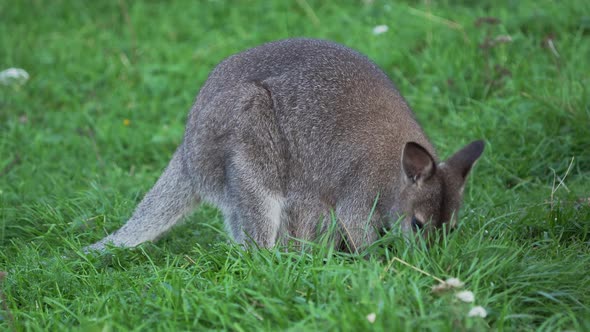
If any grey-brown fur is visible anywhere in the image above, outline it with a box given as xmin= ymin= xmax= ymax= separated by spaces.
xmin=85 ymin=38 xmax=484 ymax=252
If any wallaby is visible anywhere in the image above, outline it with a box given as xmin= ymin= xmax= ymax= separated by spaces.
xmin=85 ymin=38 xmax=484 ymax=252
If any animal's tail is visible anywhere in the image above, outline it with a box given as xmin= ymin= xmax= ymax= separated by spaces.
xmin=85 ymin=146 xmax=200 ymax=251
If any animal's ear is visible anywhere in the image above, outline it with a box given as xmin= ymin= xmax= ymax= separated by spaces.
xmin=446 ymin=140 xmax=485 ymax=179
xmin=402 ymin=142 xmax=436 ymax=183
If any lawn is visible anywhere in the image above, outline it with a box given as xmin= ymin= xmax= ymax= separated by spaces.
xmin=1 ymin=0 xmax=589 ymax=330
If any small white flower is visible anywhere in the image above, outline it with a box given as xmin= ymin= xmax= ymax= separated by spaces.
xmin=366 ymin=313 xmax=376 ymax=323
xmin=0 ymin=68 xmax=30 ymax=85
xmin=432 ymin=277 xmax=464 ymax=293
xmin=456 ymin=290 xmax=475 ymax=303
xmin=372 ymin=25 xmax=389 ymax=35
xmin=445 ymin=278 xmax=464 ymax=288
xmin=494 ymin=35 xmax=512 ymax=43
xmin=468 ymin=306 xmax=487 ymax=318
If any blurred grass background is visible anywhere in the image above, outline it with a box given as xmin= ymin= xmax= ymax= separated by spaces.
xmin=1 ymin=0 xmax=589 ymax=330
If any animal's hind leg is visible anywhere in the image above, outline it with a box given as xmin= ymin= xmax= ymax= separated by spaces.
xmin=219 ymin=82 xmax=287 ymax=248
xmin=225 ymin=181 xmax=285 ymax=248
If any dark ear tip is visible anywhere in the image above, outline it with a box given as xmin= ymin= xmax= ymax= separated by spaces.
xmin=404 ymin=141 xmax=428 ymax=152
xmin=404 ymin=141 xmax=421 ymax=149
xmin=403 ymin=141 xmax=434 ymax=160
xmin=471 ymin=140 xmax=485 ymax=156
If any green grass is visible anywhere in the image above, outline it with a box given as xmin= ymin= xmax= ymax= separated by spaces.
xmin=1 ymin=0 xmax=589 ymax=330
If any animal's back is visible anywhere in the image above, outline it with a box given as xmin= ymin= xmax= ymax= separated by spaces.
xmin=197 ymin=38 xmax=428 ymax=143
xmin=185 ymin=39 xmax=435 ymax=196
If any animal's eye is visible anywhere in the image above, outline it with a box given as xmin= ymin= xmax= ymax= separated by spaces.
xmin=411 ymin=216 xmax=424 ymax=231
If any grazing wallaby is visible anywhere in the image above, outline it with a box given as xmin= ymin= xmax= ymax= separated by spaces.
xmin=85 ymin=38 xmax=484 ymax=252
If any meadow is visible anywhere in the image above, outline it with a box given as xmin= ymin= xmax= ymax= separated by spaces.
xmin=1 ymin=0 xmax=589 ymax=330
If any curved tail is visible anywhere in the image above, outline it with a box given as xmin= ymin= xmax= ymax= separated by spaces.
xmin=85 ymin=147 xmax=200 ymax=251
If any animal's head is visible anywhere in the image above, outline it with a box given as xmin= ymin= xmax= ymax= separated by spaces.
xmin=394 ymin=140 xmax=485 ymax=239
